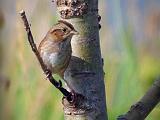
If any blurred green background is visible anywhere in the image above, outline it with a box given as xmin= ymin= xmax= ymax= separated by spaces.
xmin=0 ymin=0 xmax=160 ymax=120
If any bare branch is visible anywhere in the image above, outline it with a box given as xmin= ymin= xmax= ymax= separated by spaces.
xmin=19 ymin=10 xmax=73 ymax=102
xmin=118 ymin=78 xmax=160 ymax=120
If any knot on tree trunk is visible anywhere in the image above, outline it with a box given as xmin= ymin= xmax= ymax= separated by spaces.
xmin=62 ymin=93 xmax=93 ymax=115
xmin=56 ymin=0 xmax=88 ymax=19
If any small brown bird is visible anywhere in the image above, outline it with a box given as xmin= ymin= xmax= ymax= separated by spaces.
xmin=38 ymin=20 xmax=78 ymax=80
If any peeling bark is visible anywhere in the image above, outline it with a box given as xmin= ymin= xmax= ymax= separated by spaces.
xmin=55 ymin=0 xmax=108 ymax=119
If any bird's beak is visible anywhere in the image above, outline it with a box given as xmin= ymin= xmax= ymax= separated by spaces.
xmin=70 ymin=30 xmax=79 ymax=35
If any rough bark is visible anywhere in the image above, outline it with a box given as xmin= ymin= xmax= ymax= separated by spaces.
xmin=56 ymin=0 xmax=108 ymax=119
xmin=118 ymin=78 xmax=160 ymax=120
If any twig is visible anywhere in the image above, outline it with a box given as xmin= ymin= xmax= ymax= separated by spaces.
xmin=19 ymin=10 xmax=73 ymax=102
xmin=117 ymin=77 xmax=160 ymax=120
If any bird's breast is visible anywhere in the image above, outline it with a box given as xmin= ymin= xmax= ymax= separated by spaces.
xmin=40 ymin=41 xmax=71 ymax=73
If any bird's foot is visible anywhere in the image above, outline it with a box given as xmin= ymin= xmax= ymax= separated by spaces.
xmin=58 ymin=80 xmax=62 ymax=88
xmin=44 ymin=69 xmax=52 ymax=80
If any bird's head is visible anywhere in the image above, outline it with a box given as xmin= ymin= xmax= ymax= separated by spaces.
xmin=49 ymin=20 xmax=78 ymax=42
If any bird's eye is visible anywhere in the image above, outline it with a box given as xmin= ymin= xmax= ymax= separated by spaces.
xmin=62 ymin=28 xmax=67 ymax=32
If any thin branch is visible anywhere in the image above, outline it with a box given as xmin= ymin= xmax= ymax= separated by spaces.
xmin=19 ymin=10 xmax=73 ymax=102
xmin=118 ymin=78 xmax=160 ymax=120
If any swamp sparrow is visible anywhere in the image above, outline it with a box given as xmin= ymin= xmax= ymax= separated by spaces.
xmin=38 ymin=20 xmax=78 ymax=80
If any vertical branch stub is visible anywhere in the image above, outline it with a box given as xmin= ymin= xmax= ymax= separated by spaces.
xmin=19 ymin=10 xmax=30 ymax=30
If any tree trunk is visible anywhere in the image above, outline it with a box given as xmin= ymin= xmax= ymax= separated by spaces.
xmin=57 ymin=0 xmax=107 ymax=120
xmin=56 ymin=0 xmax=108 ymax=120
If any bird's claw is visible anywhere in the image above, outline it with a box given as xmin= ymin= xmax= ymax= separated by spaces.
xmin=44 ymin=69 xmax=52 ymax=80
xmin=58 ymin=80 xmax=62 ymax=88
